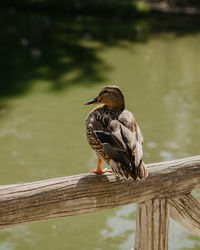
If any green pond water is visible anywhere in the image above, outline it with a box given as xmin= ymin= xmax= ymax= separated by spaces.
xmin=0 ymin=9 xmax=200 ymax=250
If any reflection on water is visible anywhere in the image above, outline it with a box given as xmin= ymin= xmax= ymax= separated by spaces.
xmin=170 ymin=220 xmax=200 ymax=250
xmin=0 ymin=7 xmax=200 ymax=250
xmin=101 ymin=205 xmax=136 ymax=249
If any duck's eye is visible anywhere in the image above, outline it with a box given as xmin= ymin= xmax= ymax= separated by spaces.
xmin=102 ymin=90 xmax=108 ymax=94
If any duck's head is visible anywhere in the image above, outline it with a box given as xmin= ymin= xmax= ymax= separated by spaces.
xmin=85 ymin=86 xmax=125 ymax=111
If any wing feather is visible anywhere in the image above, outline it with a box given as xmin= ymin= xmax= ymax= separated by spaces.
xmin=93 ymin=109 xmax=146 ymax=180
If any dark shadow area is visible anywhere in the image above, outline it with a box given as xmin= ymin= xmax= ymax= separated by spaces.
xmin=1 ymin=0 xmax=144 ymax=18
xmin=77 ymin=172 xmax=113 ymax=187
xmin=0 ymin=9 xmax=111 ymax=97
xmin=1 ymin=5 xmax=200 ymax=101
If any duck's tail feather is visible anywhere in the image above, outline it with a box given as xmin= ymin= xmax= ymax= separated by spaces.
xmin=109 ymin=159 xmax=148 ymax=180
xmin=109 ymin=159 xmax=131 ymax=180
xmin=136 ymin=161 xmax=148 ymax=180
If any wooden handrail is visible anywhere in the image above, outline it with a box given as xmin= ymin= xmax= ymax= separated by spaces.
xmin=0 ymin=155 xmax=200 ymax=250
xmin=0 ymin=155 xmax=199 ymax=230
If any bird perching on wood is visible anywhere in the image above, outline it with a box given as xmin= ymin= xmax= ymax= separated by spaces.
xmin=85 ymin=86 xmax=148 ymax=180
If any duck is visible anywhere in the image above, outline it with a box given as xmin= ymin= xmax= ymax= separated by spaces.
xmin=85 ymin=86 xmax=148 ymax=180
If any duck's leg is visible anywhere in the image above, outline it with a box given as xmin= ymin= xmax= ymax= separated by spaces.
xmin=89 ymin=157 xmax=104 ymax=174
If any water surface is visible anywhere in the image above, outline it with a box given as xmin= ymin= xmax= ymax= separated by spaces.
xmin=0 ymin=9 xmax=200 ymax=250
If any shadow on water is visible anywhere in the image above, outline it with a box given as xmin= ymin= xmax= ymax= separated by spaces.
xmin=1 ymin=9 xmax=109 ymax=97
xmin=1 ymin=6 xmax=200 ymax=101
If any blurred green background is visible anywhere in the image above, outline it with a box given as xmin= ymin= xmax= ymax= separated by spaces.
xmin=0 ymin=1 xmax=200 ymax=250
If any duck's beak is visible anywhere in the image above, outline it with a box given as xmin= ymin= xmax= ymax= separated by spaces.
xmin=85 ymin=97 xmax=98 ymax=105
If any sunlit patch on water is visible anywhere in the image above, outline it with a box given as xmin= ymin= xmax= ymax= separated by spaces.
xmin=100 ymin=205 xmax=136 ymax=250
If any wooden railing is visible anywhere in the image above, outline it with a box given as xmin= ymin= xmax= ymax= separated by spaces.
xmin=0 ymin=155 xmax=200 ymax=249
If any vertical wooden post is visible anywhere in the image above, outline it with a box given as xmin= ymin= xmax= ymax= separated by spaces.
xmin=134 ymin=198 xmax=169 ymax=250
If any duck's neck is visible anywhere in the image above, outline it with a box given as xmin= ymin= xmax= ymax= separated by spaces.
xmin=105 ymin=101 xmax=125 ymax=112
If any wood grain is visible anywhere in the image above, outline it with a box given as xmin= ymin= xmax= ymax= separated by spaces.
xmin=169 ymin=194 xmax=200 ymax=237
xmin=134 ymin=198 xmax=169 ymax=250
xmin=0 ymin=155 xmax=199 ymax=229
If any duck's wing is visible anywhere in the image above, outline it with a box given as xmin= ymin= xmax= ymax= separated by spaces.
xmin=94 ymin=110 xmax=147 ymax=180
xmin=93 ymin=112 xmax=137 ymax=179
xmin=118 ymin=110 xmax=148 ymax=180
xmin=94 ymin=127 xmax=130 ymax=166
xmin=118 ymin=110 xmax=144 ymax=167
xmin=95 ymin=127 xmax=136 ymax=179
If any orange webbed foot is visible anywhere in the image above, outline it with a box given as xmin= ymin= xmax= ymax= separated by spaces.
xmin=89 ymin=157 xmax=107 ymax=175
xmin=88 ymin=169 xmax=112 ymax=174
xmin=88 ymin=169 xmax=104 ymax=174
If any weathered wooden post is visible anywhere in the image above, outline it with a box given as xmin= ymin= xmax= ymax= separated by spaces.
xmin=134 ymin=198 xmax=169 ymax=250
xmin=134 ymin=193 xmax=200 ymax=250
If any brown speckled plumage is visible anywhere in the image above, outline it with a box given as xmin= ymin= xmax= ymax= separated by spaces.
xmin=85 ymin=86 xmax=148 ymax=180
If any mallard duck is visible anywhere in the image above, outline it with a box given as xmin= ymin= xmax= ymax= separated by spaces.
xmin=85 ymin=86 xmax=148 ymax=180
